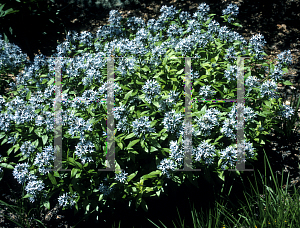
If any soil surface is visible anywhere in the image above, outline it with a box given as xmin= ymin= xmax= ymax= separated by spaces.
xmin=1 ymin=0 xmax=300 ymax=227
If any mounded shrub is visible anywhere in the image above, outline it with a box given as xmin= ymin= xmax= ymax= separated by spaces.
xmin=0 ymin=2 xmax=295 ymax=225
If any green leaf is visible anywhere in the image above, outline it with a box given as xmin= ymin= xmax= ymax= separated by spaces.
xmin=117 ymin=141 xmax=123 ymax=150
xmin=140 ymin=199 xmax=148 ymax=212
xmin=0 ymin=132 xmax=5 ymax=139
xmin=42 ymin=135 xmax=48 ymax=146
xmin=141 ymin=170 xmax=161 ymax=181
xmin=34 ymin=128 xmax=42 ymax=137
xmin=178 ymin=134 xmax=183 ymax=145
xmin=161 ymin=133 xmax=168 ymax=141
xmin=232 ymin=22 xmax=243 ymax=27
xmin=14 ymin=144 xmax=20 ymax=153
xmin=43 ymin=201 xmax=50 ymax=210
xmin=1 ymin=138 xmax=7 ymax=146
xmin=124 ymin=90 xmax=133 ymax=101
xmin=127 ymin=171 xmax=138 ymax=182
xmin=0 ymin=163 xmax=14 ymax=169
xmin=125 ymin=132 xmax=135 ymax=140
xmin=176 ymin=68 xmax=184 ymax=75
xmin=48 ymin=172 xmax=57 ymax=186
xmin=71 ymin=168 xmax=79 ymax=178
xmin=140 ymin=138 xmax=145 ymax=149
xmin=26 ymin=90 xmax=31 ymax=101
xmin=23 ymin=193 xmax=33 ymax=199
xmin=33 ymin=139 xmax=39 ymax=148
xmin=283 ymin=80 xmax=293 ymax=86
xmin=7 ymin=147 xmax=14 ymax=156
xmin=127 ymin=139 xmax=140 ymax=149
xmin=29 ymin=126 xmax=34 ymax=133
xmin=47 ymin=78 xmax=54 ymax=86
xmin=149 ymin=146 xmax=158 ymax=152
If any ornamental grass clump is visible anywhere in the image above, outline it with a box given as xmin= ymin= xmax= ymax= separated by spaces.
xmin=0 ymin=2 xmax=296 ymax=226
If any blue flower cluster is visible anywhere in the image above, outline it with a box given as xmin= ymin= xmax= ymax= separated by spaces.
xmin=195 ymin=108 xmax=221 ymax=137
xmin=33 ymin=145 xmax=56 ymax=175
xmin=198 ymin=85 xmax=217 ymax=99
xmin=220 ymin=103 xmax=257 ymax=141
xmin=114 ymin=170 xmax=129 ymax=183
xmin=0 ymin=34 xmax=30 ymax=72
xmin=58 ymin=192 xmax=78 ymax=209
xmin=248 ymin=33 xmax=267 ymax=60
xmin=20 ymin=141 xmax=36 ymax=158
xmin=132 ymin=116 xmax=156 ymax=140
xmin=74 ymin=137 xmax=95 ymax=165
xmin=12 ymin=163 xmax=46 ymax=203
xmin=222 ymin=3 xmax=239 ymax=23
xmin=98 ymin=182 xmax=115 ymax=196
xmin=142 ymin=79 xmax=162 ymax=104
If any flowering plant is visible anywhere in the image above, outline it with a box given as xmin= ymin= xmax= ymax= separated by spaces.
xmin=0 ymin=2 xmax=296 ymax=224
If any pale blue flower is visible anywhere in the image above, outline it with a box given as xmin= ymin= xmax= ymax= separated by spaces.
xmin=108 ymin=10 xmax=123 ymax=27
xmin=158 ymin=90 xmax=180 ymax=112
xmin=78 ymin=31 xmax=94 ymax=47
xmin=58 ymin=192 xmax=78 ymax=209
xmin=260 ymin=79 xmax=279 ymax=99
xmin=74 ymin=138 xmax=95 ymax=165
xmin=157 ymin=158 xmax=177 ymax=179
xmin=126 ymin=16 xmax=146 ymax=31
xmin=132 ymin=116 xmax=156 ymax=139
xmin=192 ymin=141 xmax=216 ymax=167
xmin=198 ymin=85 xmax=217 ymax=99
xmin=12 ymin=163 xmax=30 ymax=185
xmin=0 ymin=112 xmax=12 ymax=132
xmin=277 ymin=50 xmax=293 ymax=66
xmin=222 ymin=3 xmax=239 ymax=23
xmin=97 ymin=81 xmax=123 ymax=100
xmin=179 ymin=11 xmax=192 ymax=24
xmin=245 ymin=75 xmax=260 ymax=90
xmin=221 ymin=103 xmax=257 ymax=140
xmin=142 ymin=79 xmax=161 ymax=104
xmin=66 ymin=30 xmax=79 ymax=44
xmin=7 ymin=133 xmax=19 ymax=145
xmin=176 ymin=121 xmax=198 ymax=139
xmin=33 ymin=145 xmax=55 ymax=175
xmin=161 ymin=109 xmax=184 ymax=134
xmin=0 ymin=34 xmax=30 ymax=71
xmin=208 ymin=20 xmax=220 ymax=34
xmin=248 ymin=33 xmax=267 ymax=60
xmin=25 ymin=178 xmax=45 ymax=203
xmin=168 ymin=140 xmax=190 ymax=167
xmin=116 ymin=117 xmax=131 ymax=134
xmin=115 ymin=170 xmax=128 ymax=183
xmin=277 ymin=104 xmax=295 ymax=120
xmin=158 ymin=5 xmax=179 ymax=23
xmin=224 ymin=65 xmax=238 ymax=82
xmin=0 ymin=95 xmax=5 ymax=111
xmin=98 ymin=182 xmax=115 ymax=196
xmin=20 ymin=141 xmax=36 ymax=158
xmin=269 ymin=66 xmax=284 ymax=82
xmin=225 ymin=47 xmax=237 ymax=63
xmin=218 ymin=26 xmax=231 ymax=41
xmin=193 ymin=3 xmax=210 ymax=22
xmin=166 ymin=24 xmax=184 ymax=38
xmin=195 ymin=108 xmax=221 ymax=137
xmin=114 ymin=104 xmax=128 ymax=120
xmin=190 ymin=68 xmax=200 ymax=80
xmin=219 ymin=145 xmax=238 ymax=169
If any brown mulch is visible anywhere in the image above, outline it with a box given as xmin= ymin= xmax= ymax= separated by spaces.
xmin=1 ymin=0 xmax=300 ymax=227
